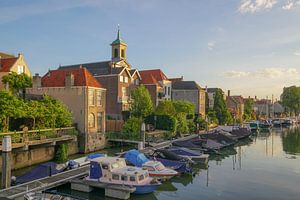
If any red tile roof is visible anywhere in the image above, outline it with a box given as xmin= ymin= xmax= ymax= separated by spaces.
xmin=139 ymin=69 xmax=168 ymax=85
xmin=42 ymin=68 xmax=103 ymax=88
xmin=0 ymin=57 xmax=18 ymax=72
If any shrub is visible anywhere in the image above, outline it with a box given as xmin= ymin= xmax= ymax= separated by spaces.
xmin=55 ymin=143 xmax=68 ymax=163
xmin=122 ymin=117 xmax=142 ymax=140
xmin=155 ymin=115 xmax=177 ymax=133
xmin=175 ymin=112 xmax=189 ymax=135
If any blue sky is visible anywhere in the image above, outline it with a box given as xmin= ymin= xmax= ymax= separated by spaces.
xmin=1 ymin=0 xmax=300 ymax=99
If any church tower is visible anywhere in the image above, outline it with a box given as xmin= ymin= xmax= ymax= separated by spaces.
xmin=111 ymin=27 xmax=127 ymax=62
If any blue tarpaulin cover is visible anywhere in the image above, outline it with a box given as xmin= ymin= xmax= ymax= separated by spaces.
xmin=87 ymin=153 xmax=105 ymax=159
xmin=124 ymin=149 xmax=149 ymax=167
xmin=16 ymin=162 xmax=64 ymax=184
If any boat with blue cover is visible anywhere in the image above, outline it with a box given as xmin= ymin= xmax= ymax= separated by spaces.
xmin=124 ymin=149 xmax=178 ymax=179
xmin=87 ymin=156 xmax=161 ymax=194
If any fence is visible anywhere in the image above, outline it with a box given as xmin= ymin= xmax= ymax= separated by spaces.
xmin=0 ymin=127 xmax=77 ymax=145
xmin=106 ymin=120 xmax=124 ymax=132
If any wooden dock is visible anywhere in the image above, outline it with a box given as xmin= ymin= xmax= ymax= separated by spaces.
xmin=0 ymin=166 xmax=89 ymax=199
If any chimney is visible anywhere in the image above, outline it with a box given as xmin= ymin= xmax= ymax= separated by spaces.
xmin=227 ymin=90 xmax=231 ymax=97
xmin=255 ymin=95 xmax=257 ymax=100
xmin=32 ymin=73 xmax=41 ymax=88
xmin=65 ymin=72 xmax=74 ymax=87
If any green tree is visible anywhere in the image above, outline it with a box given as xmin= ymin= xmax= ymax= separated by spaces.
xmin=173 ymin=100 xmax=195 ymax=119
xmin=122 ymin=117 xmax=142 ymax=140
xmin=175 ymin=112 xmax=189 ymax=136
xmin=2 ymin=72 xmax=32 ymax=96
xmin=156 ymin=100 xmax=176 ymax=116
xmin=243 ymin=98 xmax=255 ymax=121
xmin=281 ymin=86 xmax=300 ymax=115
xmin=213 ymin=89 xmax=232 ymax=125
xmin=130 ymin=85 xmax=153 ymax=119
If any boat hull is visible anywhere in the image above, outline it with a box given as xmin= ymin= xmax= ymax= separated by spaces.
xmin=134 ymin=184 xmax=161 ymax=194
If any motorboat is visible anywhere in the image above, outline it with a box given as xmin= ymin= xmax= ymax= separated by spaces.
xmin=67 ymin=153 xmax=106 ymax=169
xmin=124 ymin=149 xmax=178 ymax=179
xmin=87 ymin=157 xmax=161 ymax=194
xmin=166 ymin=147 xmax=209 ymax=162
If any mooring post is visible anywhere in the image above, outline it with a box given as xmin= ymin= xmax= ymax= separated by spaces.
xmin=140 ymin=122 xmax=146 ymax=149
xmin=2 ymin=135 xmax=12 ymax=189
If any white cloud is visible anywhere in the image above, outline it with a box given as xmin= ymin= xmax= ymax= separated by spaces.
xmin=294 ymin=52 xmax=300 ymax=56
xmin=282 ymin=0 xmax=294 ymax=9
xmin=224 ymin=70 xmax=250 ymax=78
xmin=207 ymin=41 xmax=216 ymax=51
xmin=224 ymin=67 xmax=300 ymax=79
xmin=239 ymin=0 xmax=277 ymax=13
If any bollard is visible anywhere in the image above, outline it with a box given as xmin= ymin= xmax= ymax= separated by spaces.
xmin=2 ymin=135 xmax=12 ymax=188
xmin=141 ymin=123 xmax=146 ymax=149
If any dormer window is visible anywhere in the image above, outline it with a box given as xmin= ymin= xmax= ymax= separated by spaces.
xmin=114 ymin=48 xmax=118 ymax=58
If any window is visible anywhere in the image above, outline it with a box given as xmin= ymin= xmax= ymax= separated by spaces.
xmin=17 ymin=65 xmax=24 ymax=74
xmin=130 ymin=176 xmax=136 ymax=182
xmin=121 ymin=49 xmax=125 ymax=58
xmin=112 ymin=174 xmax=119 ymax=180
xmin=96 ymin=90 xmax=102 ymax=106
xmin=97 ymin=112 xmax=103 ymax=132
xmin=88 ymin=89 xmax=95 ymax=105
xmin=124 ymin=77 xmax=128 ymax=83
xmin=102 ymin=164 xmax=109 ymax=170
xmin=114 ymin=48 xmax=118 ymax=58
xmin=121 ymin=175 xmax=128 ymax=181
xmin=120 ymin=75 xmax=124 ymax=82
xmin=88 ymin=113 xmax=95 ymax=128
xmin=138 ymin=175 xmax=144 ymax=181
xmin=144 ymin=166 xmax=155 ymax=171
xmin=122 ymin=87 xmax=127 ymax=98
xmin=135 ymin=79 xmax=139 ymax=85
xmin=168 ymin=87 xmax=170 ymax=96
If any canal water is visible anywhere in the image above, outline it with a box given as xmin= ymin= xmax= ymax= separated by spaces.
xmin=15 ymin=127 xmax=300 ymax=200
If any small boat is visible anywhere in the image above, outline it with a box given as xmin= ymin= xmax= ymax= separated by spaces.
xmin=16 ymin=162 xmax=66 ymax=185
xmin=217 ymin=126 xmax=252 ymax=140
xmin=166 ymin=147 xmax=209 ymax=162
xmin=259 ymin=120 xmax=272 ymax=130
xmin=282 ymin=119 xmax=293 ymax=127
xmin=272 ymin=119 xmax=282 ymax=127
xmin=172 ymin=137 xmax=221 ymax=153
xmin=67 ymin=153 xmax=106 ymax=169
xmin=245 ymin=121 xmax=259 ymax=131
xmin=87 ymin=157 xmax=161 ymax=194
xmin=148 ymin=149 xmax=193 ymax=173
xmin=200 ymin=132 xmax=236 ymax=147
xmin=124 ymin=149 xmax=178 ymax=179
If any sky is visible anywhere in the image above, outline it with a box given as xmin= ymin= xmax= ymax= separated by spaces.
xmin=1 ymin=0 xmax=300 ymax=99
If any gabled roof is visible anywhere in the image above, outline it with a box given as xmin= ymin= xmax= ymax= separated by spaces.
xmin=172 ymin=81 xmax=202 ymax=90
xmin=0 ymin=57 xmax=18 ymax=72
xmin=207 ymin=88 xmax=218 ymax=93
xmin=58 ymin=61 xmax=112 ymax=76
xmin=42 ymin=68 xmax=103 ymax=88
xmin=129 ymin=69 xmax=141 ymax=79
xmin=0 ymin=52 xmax=15 ymax=59
xmin=228 ymin=96 xmax=244 ymax=104
xmin=169 ymin=77 xmax=183 ymax=83
xmin=140 ymin=69 xmax=168 ymax=81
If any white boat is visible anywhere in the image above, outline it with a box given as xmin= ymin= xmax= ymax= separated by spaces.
xmin=124 ymin=149 xmax=178 ymax=179
xmin=87 ymin=157 xmax=161 ymax=194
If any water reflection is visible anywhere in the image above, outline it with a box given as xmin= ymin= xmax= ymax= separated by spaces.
xmin=282 ymin=127 xmax=300 ymax=154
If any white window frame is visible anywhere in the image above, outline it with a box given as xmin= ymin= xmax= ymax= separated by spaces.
xmin=124 ymin=76 xmax=128 ymax=83
xmin=120 ymin=75 xmax=124 ymax=82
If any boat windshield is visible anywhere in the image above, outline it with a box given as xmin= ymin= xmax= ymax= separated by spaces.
xmin=155 ymin=163 xmax=165 ymax=171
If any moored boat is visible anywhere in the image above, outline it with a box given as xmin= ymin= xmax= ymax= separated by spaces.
xmin=87 ymin=157 xmax=161 ymax=194
xmin=166 ymin=147 xmax=209 ymax=162
xmin=124 ymin=149 xmax=178 ymax=179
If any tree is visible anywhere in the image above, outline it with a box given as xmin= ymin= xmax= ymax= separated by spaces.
xmin=213 ymin=89 xmax=232 ymax=125
xmin=175 ymin=112 xmax=189 ymax=136
xmin=130 ymin=85 xmax=153 ymax=119
xmin=156 ymin=100 xmax=176 ymax=116
xmin=2 ymin=72 xmax=32 ymax=96
xmin=243 ymin=98 xmax=255 ymax=121
xmin=281 ymin=86 xmax=300 ymax=115
xmin=173 ymin=100 xmax=195 ymax=119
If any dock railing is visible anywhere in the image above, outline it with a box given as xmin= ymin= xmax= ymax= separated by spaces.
xmin=0 ymin=127 xmax=77 ymax=147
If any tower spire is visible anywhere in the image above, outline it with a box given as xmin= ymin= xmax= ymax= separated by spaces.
xmin=117 ymin=24 xmax=120 ymax=39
